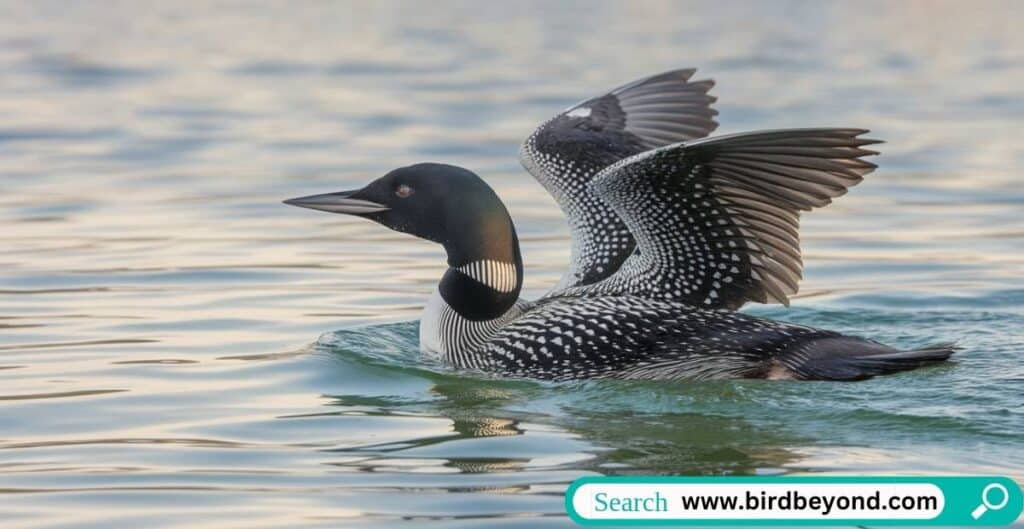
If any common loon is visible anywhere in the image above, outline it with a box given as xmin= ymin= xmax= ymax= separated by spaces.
xmin=285 ymin=68 xmax=957 ymax=381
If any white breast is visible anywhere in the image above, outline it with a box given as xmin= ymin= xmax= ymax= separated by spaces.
xmin=419 ymin=287 xmax=529 ymax=368
xmin=419 ymin=287 xmax=449 ymax=360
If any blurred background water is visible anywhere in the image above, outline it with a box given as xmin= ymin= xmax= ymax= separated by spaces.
xmin=1 ymin=1 xmax=1023 ymax=527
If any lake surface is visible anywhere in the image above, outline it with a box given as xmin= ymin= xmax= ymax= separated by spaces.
xmin=1 ymin=1 xmax=1023 ymax=527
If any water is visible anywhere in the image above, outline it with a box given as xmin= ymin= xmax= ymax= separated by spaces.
xmin=2 ymin=1 xmax=1023 ymax=527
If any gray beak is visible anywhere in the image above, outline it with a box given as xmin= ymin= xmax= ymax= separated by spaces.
xmin=283 ymin=190 xmax=389 ymax=215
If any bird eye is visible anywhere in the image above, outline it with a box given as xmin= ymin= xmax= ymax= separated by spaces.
xmin=395 ymin=184 xmax=414 ymax=198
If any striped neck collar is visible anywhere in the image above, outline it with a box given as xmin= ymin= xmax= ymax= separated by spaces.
xmin=438 ymin=258 xmax=523 ymax=321
xmin=455 ymin=260 xmax=519 ymax=293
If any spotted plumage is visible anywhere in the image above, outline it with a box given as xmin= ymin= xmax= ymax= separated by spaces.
xmin=285 ymin=68 xmax=958 ymax=381
xmin=520 ymin=68 xmax=718 ymax=290
xmin=561 ymin=128 xmax=881 ymax=309
xmin=470 ymin=295 xmax=834 ymax=380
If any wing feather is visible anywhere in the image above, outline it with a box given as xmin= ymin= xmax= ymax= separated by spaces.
xmin=519 ymin=68 xmax=718 ymax=291
xmin=567 ymin=128 xmax=880 ymax=309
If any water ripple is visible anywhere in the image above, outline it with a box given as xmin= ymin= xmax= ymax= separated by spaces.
xmin=0 ymin=389 xmax=127 ymax=402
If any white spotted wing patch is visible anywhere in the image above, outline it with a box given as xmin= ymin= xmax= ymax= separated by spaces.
xmin=573 ymin=128 xmax=879 ymax=309
xmin=519 ymin=68 xmax=718 ymax=292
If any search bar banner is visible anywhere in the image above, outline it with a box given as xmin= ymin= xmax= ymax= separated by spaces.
xmin=566 ymin=476 xmax=1023 ymax=526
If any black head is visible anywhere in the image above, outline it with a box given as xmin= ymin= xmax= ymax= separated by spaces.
xmin=284 ymin=163 xmax=519 ymax=266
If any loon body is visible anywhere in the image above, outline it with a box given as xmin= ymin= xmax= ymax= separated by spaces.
xmin=286 ymin=68 xmax=956 ymax=381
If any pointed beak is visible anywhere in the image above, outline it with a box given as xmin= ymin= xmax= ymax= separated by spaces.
xmin=283 ymin=190 xmax=389 ymax=215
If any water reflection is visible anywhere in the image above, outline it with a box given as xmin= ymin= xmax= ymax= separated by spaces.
xmin=314 ymin=328 xmax=809 ymax=478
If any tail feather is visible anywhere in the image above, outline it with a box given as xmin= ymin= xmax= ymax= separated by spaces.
xmin=777 ymin=337 xmax=960 ymax=381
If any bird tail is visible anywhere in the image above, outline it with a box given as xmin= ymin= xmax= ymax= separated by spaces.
xmin=776 ymin=337 xmax=960 ymax=381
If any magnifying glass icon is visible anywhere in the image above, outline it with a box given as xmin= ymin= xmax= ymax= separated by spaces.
xmin=971 ymin=483 xmax=1009 ymax=520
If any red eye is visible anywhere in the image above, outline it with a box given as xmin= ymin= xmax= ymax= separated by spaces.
xmin=395 ymin=184 xmax=414 ymax=198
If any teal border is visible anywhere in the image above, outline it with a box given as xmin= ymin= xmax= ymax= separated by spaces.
xmin=565 ymin=475 xmax=1023 ymax=526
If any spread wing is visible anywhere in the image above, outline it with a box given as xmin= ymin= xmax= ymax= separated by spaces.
xmin=520 ymin=68 xmax=718 ymax=291
xmin=571 ymin=128 xmax=880 ymax=309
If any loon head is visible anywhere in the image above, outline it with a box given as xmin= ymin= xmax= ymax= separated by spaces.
xmin=284 ymin=163 xmax=519 ymax=267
